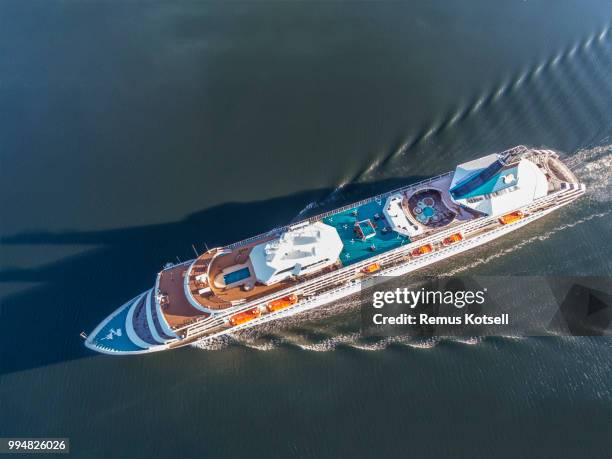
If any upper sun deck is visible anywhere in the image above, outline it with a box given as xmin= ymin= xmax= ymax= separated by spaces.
xmin=174 ymin=172 xmax=481 ymax=313
xmin=321 ymin=199 xmax=410 ymax=266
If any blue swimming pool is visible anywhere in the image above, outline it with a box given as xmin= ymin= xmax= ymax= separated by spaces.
xmin=357 ymin=220 xmax=376 ymax=238
xmin=224 ymin=267 xmax=250 ymax=285
xmin=451 ymin=165 xmax=519 ymax=200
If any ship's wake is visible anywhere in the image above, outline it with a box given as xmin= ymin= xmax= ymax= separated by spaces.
xmin=191 ymin=331 xmax=483 ymax=352
xmin=567 ymin=141 xmax=612 ymax=203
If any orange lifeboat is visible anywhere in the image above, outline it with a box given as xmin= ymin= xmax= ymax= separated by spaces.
xmin=229 ymin=307 xmax=261 ymax=326
xmin=498 ymin=211 xmax=524 ymax=225
xmin=266 ymin=294 xmax=298 ymax=312
xmin=411 ymin=244 xmax=433 ymax=257
xmin=443 ymin=233 xmax=463 ymax=246
xmin=362 ymin=263 xmax=381 ymax=274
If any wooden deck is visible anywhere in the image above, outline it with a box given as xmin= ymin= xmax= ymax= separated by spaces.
xmin=185 ymin=236 xmax=299 ymax=310
xmin=184 ymin=251 xmax=233 ymax=310
xmin=158 ymin=263 xmax=209 ymax=329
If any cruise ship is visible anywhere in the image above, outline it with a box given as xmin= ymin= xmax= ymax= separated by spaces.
xmin=85 ymin=146 xmax=585 ymax=354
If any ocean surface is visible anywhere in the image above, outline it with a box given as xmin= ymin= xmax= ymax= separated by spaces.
xmin=1 ymin=1 xmax=612 ymax=458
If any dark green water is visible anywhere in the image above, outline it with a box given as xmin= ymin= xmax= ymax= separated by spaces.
xmin=1 ymin=1 xmax=611 ymax=458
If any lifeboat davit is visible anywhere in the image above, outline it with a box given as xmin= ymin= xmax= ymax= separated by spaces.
xmin=443 ymin=233 xmax=463 ymax=246
xmin=411 ymin=244 xmax=433 ymax=257
xmin=499 ymin=210 xmax=525 ymax=225
xmin=229 ymin=307 xmax=261 ymax=326
xmin=266 ymin=294 xmax=298 ymax=312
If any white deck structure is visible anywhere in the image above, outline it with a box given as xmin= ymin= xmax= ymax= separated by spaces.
xmin=249 ymin=221 xmax=343 ymax=285
xmin=383 ymin=193 xmax=423 ymax=237
xmin=450 ymin=154 xmax=548 ymax=216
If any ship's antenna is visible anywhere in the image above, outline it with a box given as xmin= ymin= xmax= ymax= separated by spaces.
xmin=204 ymin=242 xmax=209 ymax=252
xmin=176 ymin=256 xmax=182 ymax=263
xmin=192 ymin=244 xmax=199 ymax=257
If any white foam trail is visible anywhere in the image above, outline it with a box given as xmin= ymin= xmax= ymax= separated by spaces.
xmin=290 ymin=333 xmax=361 ymax=351
xmin=394 ymin=139 xmax=412 ymax=158
xmin=291 ymin=177 xmax=351 ymax=223
xmin=569 ymin=45 xmax=579 ymax=57
xmin=494 ymin=83 xmax=508 ymax=100
xmin=568 ymin=142 xmax=612 ymax=166
xmin=599 ymin=28 xmax=608 ymax=42
xmin=191 ymin=335 xmax=232 ymax=350
xmin=319 ymin=179 xmax=351 ymax=206
xmin=568 ymin=143 xmax=612 ymax=202
xmin=423 ymin=126 xmax=438 ymax=140
xmin=513 ymin=71 xmax=527 ymax=89
xmin=350 ymin=335 xmax=440 ymax=350
xmin=240 ymin=340 xmax=280 ymax=351
xmin=349 ymin=336 xmax=410 ymax=351
xmin=362 ymin=158 xmax=382 ymax=178
xmin=453 ymin=337 xmax=484 ymax=345
xmin=290 ymin=200 xmax=319 ymax=223
xmin=471 ymin=96 xmax=485 ymax=113
xmin=319 ymin=144 xmax=402 ymax=207
xmin=449 ymin=110 xmax=463 ymax=126
xmin=191 ymin=332 xmax=538 ymax=353
xmin=277 ymin=333 xmax=441 ymax=351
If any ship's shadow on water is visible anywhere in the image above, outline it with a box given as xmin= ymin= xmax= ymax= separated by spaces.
xmin=0 ymin=177 xmax=427 ymax=375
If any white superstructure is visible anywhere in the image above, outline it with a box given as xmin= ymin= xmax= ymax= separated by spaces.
xmin=449 ymin=152 xmax=549 ymax=216
xmin=249 ymin=221 xmax=343 ymax=285
xmin=384 ymin=194 xmax=423 ymax=237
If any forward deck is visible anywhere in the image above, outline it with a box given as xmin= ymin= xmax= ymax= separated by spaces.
xmin=158 ymin=263 xmax=209 ymax=329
